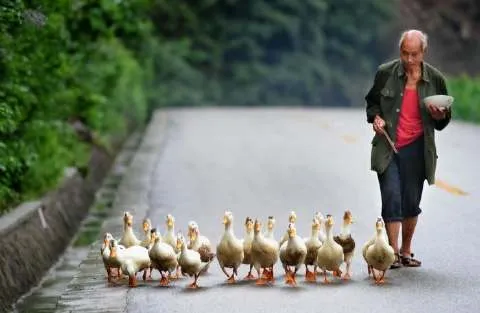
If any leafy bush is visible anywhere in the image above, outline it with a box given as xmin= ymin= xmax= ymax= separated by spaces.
xmin=447 ymin=75 xmax=480 ymax=124
xmin=0 ymin=0 xmax=154 ymax=214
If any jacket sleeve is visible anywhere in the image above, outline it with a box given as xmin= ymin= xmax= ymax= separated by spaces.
xmin=365 ymin=68 xmax=385 ymax=123
xmin=433 ymin=75 xmax=451 ymax=131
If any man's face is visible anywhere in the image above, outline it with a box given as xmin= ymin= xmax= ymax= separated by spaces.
xmin=400 ymin=37 xmax=424 ymax=70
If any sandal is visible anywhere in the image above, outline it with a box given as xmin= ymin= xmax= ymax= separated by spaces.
xmin=390 ymin=253 xmax=402 ymax=269
xmin=400 ymin=253 xmax=422 ymax=267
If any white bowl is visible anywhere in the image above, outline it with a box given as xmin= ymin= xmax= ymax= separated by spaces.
xmin=424 ymin=95 xmax=454 ymax=109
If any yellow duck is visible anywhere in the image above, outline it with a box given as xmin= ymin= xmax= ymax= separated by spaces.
xmin=333 ymin=210 xmax=356 ymax=280
xmin=148 ymin=229 xmax=178 ymax=286
xmin=364 ymin=217 xmax=395 ymax=285
xmin=251 ymin=219 xmax=279 ymax=285
xmin=177 ymin=232 xmax=215 ymax=289
xmin=303 ymin=217 xmax=322 ymax=282
xmin=216 ymin=211 xmax=245 ymax=283
xmin=279 ymin=222 xmax=307 ymax=286
xmin=109 ymin=239 xmax=151 ymax=287
xmin=241 ymin=217 xmax=255 ymax=279
xmin=316 ymin=214 xmax=344 ymax=283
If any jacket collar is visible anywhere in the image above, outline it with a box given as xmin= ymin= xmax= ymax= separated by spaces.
xmin=397 ymin=60 xmax=430 ymax=82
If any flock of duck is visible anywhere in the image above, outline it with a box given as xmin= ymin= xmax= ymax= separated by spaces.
xmin=100 ymin=210 xmax=396 ymax=289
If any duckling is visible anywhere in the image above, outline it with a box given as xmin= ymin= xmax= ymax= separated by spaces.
xmin=279 ymin=211 xmax=297 ymax=247
xmin=365 ymin=217 xmax=395 ymax=285
xmin=314 ymin=211 xmax=327 ymax=243
xmin=140 ymin=218 xmax=153 ymax=248
xmin=148 ymin=229 xmax=178 ymax=286
xmin=177 ymin=232 xmax=215 ymax=289
xmin=333 ymin=210 xmax=355 ymax=280
xmin=264 ymin=216 xmax=276 ymax=240
xmin=119 ymin=211 xmax=141 ymax=248
xmin=280 ymin=223 xmax=307 ymax=286
xmin=216 ymin=211 xmax=244 ymax=283
xmin=251 ymin=219 xmax=279 ymax=285
xmin=187 ymin=221 xmax=213 ymax=268
xmin=109 ymin=240 xmax=151 ymax=287
xmin=101 ymin=232 xmax=123 ymax=281
xmin=316 ymin=214 xmax=344 ymax=283
xmin=303 ymin=217 xmax=322 ymax=282
xmin=242 ymin=217 xmax=256 ymax=279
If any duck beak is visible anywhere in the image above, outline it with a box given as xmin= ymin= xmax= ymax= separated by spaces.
xmin=110 ymin=247 xmax=117 ymax=258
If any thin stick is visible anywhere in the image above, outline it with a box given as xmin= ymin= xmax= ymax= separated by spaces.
xmin=380 ymin=128 xmax=398 ymax=154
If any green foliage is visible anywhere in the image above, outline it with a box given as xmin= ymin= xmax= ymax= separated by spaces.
xmin=448 ymin=75 xmax=480 ymax=123
xmin=0 ymin=0 xmax=153 ymax=214
xmin=148 ymin=0 xmax=396 ymax=107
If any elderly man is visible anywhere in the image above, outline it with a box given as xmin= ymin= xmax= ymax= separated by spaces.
xmin=365 ymin=29 xmax=451 ymax=268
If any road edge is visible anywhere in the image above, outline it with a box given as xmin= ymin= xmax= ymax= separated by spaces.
xmin=54 ymin=110 xmax=169 ymax=313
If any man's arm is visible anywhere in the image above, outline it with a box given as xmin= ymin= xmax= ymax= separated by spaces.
xmin=365 ymin=68 xmax=386 ymax=123
xmin=433 ymin=75 xmax=451 ymax=131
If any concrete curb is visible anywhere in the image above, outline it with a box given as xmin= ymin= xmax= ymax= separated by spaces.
xmin=54 ymin=110 xmax=169 ymax=313
xmin=0 ymin=143 xmax=114 ymax=313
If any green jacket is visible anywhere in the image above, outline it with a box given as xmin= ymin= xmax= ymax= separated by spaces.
xmin=365 ymin=58 xmax=451 ymax=185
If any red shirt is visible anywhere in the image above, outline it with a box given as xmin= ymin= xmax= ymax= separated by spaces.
xmin=395 ymin=88 xmax=423 ymax=149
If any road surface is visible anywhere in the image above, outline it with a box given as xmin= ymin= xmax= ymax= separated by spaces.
xmin=63 ymin=107 xmax=480 ymax=313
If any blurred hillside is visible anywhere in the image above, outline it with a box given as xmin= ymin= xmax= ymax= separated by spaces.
xmin=397 ymin=0 xmax=480 ymax=76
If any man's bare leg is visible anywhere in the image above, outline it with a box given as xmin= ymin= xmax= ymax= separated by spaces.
xmin=385 ymin=221 xmax=402 ymax=268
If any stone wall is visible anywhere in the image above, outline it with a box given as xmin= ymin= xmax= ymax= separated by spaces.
xmin=0 ymin=143 xmax=115 ymax=313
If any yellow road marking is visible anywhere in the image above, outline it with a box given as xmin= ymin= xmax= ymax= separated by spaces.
xmin=341 ymin=135 xmax=357 ymax=143
xmin=319 ymin=122 xmax=330 ymax=129
xmin=434 ymin=179 xmax=468 ymax=196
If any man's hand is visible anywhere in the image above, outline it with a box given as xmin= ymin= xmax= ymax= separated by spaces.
xmin=373 ymin=115 xmax=386 ymax=135
xmin=426 ymin=103 xmax=448 ymax=120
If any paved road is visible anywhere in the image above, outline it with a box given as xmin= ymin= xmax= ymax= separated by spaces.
xmin=63 ymin=108 xmax=480 ymax=313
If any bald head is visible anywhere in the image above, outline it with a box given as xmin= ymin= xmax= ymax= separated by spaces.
xmin=399 ymin=29 xmax=428 ymax=51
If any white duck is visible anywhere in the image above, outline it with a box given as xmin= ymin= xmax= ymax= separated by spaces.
xmin=163 ymin=213 xmax=181 ymax=278
xmin=314 ymin=211 xmax=327 ymax=243
xmin=101 ymin=232 xmax=124 ymax=281
xmin=333 ymin=210 xmax=356 ymax=280
xmin=279 ymin=222 xmax=307 ymax=286
xmin=148 ymin=229 xmax=178 ymax=286
xmin=109 ymin=239 xmax=151 ymax=287
xmin=279 ymin=211 xmax=297 ymax=247
xmin=187 ymin=221 xmax=213 ymax=268
xmin=316 ymin=214 xmax=344 ymax=283
xmin=177 ymin=232 xmax=215 ymax=288
xmin=163 ymin=214 xmax=178 ymax=251
xmin=362 ymin=217 xmax=389 ymax=277
xmin=216 ymin=211 xmax=244 ymax=283
xmin=251 ymin=219 xmax=279 ymax=285
xmin=264 ymin=216 xmax=276 ymax=240
xmin=140 ymin=218 xmax=153 ymax=248
xmin=303 ymin=217 xmax=322 ymax=282
xmin=242 ymin=216 xmax=255 ymax=279
xmin=365 ymin=217 xmax=395 ymax=285
xmin=119 ymin=211 xmax=141 ymax=248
